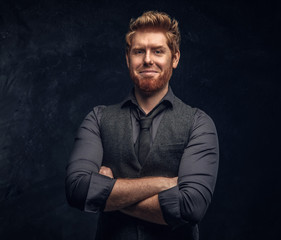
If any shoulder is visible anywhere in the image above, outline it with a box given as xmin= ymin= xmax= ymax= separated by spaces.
xmin=173 ymin=96 xmax=215 ymax=127
xmin=172 ymin=97 xmax=197 ymax=129
xmin=94 ymin=103 xmax=128 ymax=130
xmin=193 ymin=108 xmax=216 ymax=128
xmin=190 ymin=108 xmax=218 ymax=138
xmin=172 ymin=96 xmax=217 ymax=136
xmin=80 ymin=105 xmax=107 ymax=130
xmin=92 ymin=105 xmax=107 ymax=122
xmin=85 ymin=105 xmax=107 ymax=122
xmin=84 ymin=102 xmax=126 ymax=126
xmin=99 ymin=102 xmax=124 ymax=120
xmin=173 ymin=96 xmax=196 ymax=114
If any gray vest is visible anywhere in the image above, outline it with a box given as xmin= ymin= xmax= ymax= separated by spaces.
xmin=97 ymin=97 xmax=199 ymax=240
xmin=100 ymin=97 xmax=195 ymax=178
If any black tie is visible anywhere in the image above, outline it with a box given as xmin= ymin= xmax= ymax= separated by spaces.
xmin=137 ymin=104 xmax=166 ymax=165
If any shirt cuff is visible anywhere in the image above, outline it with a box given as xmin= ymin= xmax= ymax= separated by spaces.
xmin=158 ymin=186 xmax=188 ymax=229
xmin=84 ymin=172 xmax=116 ymax=213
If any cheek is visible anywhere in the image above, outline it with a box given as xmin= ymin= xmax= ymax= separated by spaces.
xmin=129 ymin=57 xmax=142 ymax=68
xmin=158 ymin=58 xmax=171 ymax=68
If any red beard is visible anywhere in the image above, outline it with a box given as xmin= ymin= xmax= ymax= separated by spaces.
xmin=129 ymin=63 xmax=173 ymax=96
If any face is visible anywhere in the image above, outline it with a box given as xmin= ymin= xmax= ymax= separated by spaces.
xmin=126 ymin=28 xmax=180 ymax=96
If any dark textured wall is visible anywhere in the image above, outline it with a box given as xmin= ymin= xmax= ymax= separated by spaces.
xmin=0 ymin=0 xmax=280 ymax=239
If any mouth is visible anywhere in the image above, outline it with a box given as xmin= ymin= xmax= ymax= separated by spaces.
xmin=139 ymin=69 xmax=158 ymax=73
xmin=138 ymin=70 xmax=159 ymax=77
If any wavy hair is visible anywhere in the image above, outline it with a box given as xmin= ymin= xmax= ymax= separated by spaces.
xmin=125 ymin=11 xmax=181 ymax=55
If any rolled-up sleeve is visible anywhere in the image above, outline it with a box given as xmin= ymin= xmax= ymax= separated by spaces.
xmin=65 ymin=106 xmax=116 ymax=212
xmin=158 ymin=109 xmax=219 ymax=228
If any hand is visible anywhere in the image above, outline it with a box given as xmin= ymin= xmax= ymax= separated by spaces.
xmin=99 ymin=166 xmax=114 ymax=178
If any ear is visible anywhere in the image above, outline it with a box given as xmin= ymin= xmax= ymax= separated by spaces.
xmin=172 ymin=50 xmax=180 ymax=69
xmin=126 ymin=52 xmax=130 ymax=68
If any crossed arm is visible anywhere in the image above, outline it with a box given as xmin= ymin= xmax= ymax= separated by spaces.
xmin=99 ymin=166 xmax=177 ymax=225
xmin=66 ymin=107 xmax=219 ymax=228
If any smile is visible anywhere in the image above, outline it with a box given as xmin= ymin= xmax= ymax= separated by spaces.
xmin=139 ymin=70 xmax=159 ymax=76
xmin=139 ymin=70 xmax=158 ymax=72
xmin=139 ymin=71 xmax=158 ymax=77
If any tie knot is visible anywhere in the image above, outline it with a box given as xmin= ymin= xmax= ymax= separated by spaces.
xmin=137 ymin=103 xmax=167 ymax=130
xmin=139 ymin=118 xmax=153 ymax=129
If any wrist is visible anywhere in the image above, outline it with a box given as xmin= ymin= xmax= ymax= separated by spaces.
xmin=157 ymin=177 xmax=177 ymax=192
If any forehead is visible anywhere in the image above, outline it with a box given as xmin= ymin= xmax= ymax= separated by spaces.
xmin=131 ymin=28 xmax=169 ymax=48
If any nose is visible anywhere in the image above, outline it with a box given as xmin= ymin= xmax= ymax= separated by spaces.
xmin=144 ymin=52 xmax=153 ymax=65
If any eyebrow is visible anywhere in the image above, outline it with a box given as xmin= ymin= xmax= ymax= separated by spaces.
xmin=132 ymin=44 xmax=166 ymax=49
xmin=131 ymin=46 xmax=167 ymax=52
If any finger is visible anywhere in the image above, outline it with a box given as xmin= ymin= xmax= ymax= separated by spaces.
xmin=99 ymin=166 xmax=108 ymax=174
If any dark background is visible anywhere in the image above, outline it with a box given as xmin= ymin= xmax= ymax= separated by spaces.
xmin=0 ymin=0 xmax=280 ymax=239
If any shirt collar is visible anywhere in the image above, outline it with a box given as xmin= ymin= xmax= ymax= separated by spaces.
xmin=121 ymin=86 xmax=175 ymax=109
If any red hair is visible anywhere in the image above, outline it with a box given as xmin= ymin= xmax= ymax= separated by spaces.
xmin=126 ymin=11 xmax=181 ymax=55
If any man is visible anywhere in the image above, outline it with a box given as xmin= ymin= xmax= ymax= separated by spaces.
xmin=66 ymin=11 xmax=219 ymax=240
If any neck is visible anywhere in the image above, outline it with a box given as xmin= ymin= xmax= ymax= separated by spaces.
xmin=134 ymin=85 xmax=169 ymax=114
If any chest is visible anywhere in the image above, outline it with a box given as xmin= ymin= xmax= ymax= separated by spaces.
xmin=100 ymin=107 xmax=191 ymax=178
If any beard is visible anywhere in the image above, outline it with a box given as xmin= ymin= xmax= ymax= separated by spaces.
xmin=129 ymin=63 xmax=173 ymax=96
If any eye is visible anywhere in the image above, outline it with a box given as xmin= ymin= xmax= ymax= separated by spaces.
xmin=154 ymin=49 xmax=163 ymax=54
xmin=133 ymin=49 xmax=144 ymax=55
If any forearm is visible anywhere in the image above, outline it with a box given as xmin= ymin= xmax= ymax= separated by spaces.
xmin=104 ymin=176 xmax=177 ymax=211
xmin=65 ymin=171 xmax=91 ymax=210
xmin=120 ymin=194 xmax=167 ymax=225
